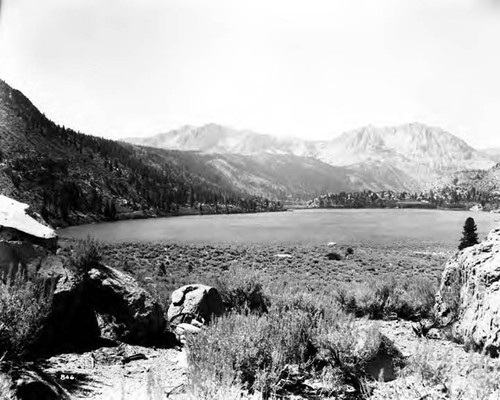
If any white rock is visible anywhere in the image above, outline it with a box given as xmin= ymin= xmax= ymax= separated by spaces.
xmin=0 ymin=195 xmax=56 ymax=239
xmin=274 ymin=253 xmax=292 ymax=258
xmin=175 ymin=323 xmax=201 ymax=334
xmin=327 ymin=242 xmax=336 ymax=247
xmin=436 ymin=228 xmax=500 ymax=355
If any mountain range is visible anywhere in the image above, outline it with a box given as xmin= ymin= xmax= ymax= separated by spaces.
xmin=126 ymin=123 xmax=496 ymax=192
xmin=0 ymin=80 xmax=285 ymax=225
xmin=2 ymin=78 xmax=499 ymax=226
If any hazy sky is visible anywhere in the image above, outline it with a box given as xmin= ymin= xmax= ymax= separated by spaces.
xmin=1 ymin=0 xmax=500 ymax=148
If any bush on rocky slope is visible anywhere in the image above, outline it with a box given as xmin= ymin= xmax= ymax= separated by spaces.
xmin=335 ymin=277 xmax=437 ymax=320
xmin=0 ymin=276 xmax=54 ymax=359
xmin=186 ymin=268 xmax=406 ymax=399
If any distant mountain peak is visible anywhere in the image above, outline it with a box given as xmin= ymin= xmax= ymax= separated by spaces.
xmin=125 ymin=121 xmax=497 ymax=190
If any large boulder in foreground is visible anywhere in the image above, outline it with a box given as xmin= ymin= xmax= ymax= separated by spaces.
xmin=35 ymin=261 xmax=166 ymax=354
xmin=168 ymin=284 xmax=225 ymax=324
xmin=87 ymin=264 xmax=166 ymax=346
xmin=435 ymin=227 xmax=500 ymax=356
xmin=35 ymin=257 xmax=100 ymax=355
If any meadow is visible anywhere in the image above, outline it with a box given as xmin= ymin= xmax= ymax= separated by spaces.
xmin=60 ymin=208 xmax=498 ymax=309
xmin=55 ymin=209 xmax=500 ymax=398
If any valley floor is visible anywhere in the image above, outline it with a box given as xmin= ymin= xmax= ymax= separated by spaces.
xmin=95 ymin=240 xmax=451 ymax=308
xmin=35 ymin=239 xmax=499 ymax=399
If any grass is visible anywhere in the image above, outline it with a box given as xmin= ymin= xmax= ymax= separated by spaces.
xmin=0 ymin=236 xmax=103 ymax=362
xmin=67 ymin=235 xmax=103 ymax=275
xmin=54 ymin=238 xmax=448 ymax=398
xmin=185 ymin=268 xmax=408 ymax=399
xmin=93 ymin=240 xmax=448 ymax=315
xmin=0 ymin=275 xmax=54 ymax=360
xmin=211 ymin=265 xmax=269 ymax=314
xmin=335 ymin=277 xmax=437 ymax=320
xmin=186 ymin=307 xmax=371 ymax=398
xmin=372 ymin=344 xmax=500 ymax=399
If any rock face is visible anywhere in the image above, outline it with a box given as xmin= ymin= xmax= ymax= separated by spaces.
xmin=435 ymin=227 xmax=500 ymax=356
xmin=34 ymin=261 xmax=166 ymax=355
xmin=35 ymin=259 xmax=101 ymax=355
xmin=86 ymin=265 xmax=166 ymax=346
xmin=0 ymin=195 xmax=57 ymax=251
xmin=168 ymin=284 xmax=225 ymax=324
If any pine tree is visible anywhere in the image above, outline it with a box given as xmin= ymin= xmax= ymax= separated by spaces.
xmin=458 ymin=217 xmax=479 ymax=250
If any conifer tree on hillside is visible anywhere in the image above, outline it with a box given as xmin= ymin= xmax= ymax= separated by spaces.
xmin=458 ymin=217 xmax=479 ymax=250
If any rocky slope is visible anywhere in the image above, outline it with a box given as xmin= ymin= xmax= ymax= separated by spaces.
xmin=126 ymin=123 xmax=317 ymax=157
xmin=0 ymin=80 xmax=284 ymax=226
xmin=435 ymin=226 xmax=500 ymax=356
xmin=320 ymin=123 xmax=494 ymax=185
xmin=0 ymin=79 xmax=413 ymax=216
xmin=128 ymin=123 xmax=496 ymax=191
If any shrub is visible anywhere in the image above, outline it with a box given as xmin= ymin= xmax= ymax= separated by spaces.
xmin=213 ymin=265 xmax=269 ymax=314
xmin=186 ymin=291 xmax=389 ymax=398
xmin=0 ymin=276 xmax=54 ymax=359
xmin=326 ymin=252 xmax=343 ymax=261
xmin=387 ymin=277 xmax=436 ymax=320
xmin=69 ymin=236 xmax=102 ymax=275
xmin=372 ymin=344 xmax=500 ymax=399
xmin=335 ymin=277 xmax=437 ymax=321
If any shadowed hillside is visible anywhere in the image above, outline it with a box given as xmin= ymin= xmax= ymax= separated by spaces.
xmin=0 ymin=80 xmax=282 ymax=226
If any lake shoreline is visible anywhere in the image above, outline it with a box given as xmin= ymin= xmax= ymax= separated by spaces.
xmin=58 ymin=208 xmax=500 ymax=247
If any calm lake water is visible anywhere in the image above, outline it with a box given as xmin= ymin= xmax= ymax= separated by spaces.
xmin=59 ymin=209 xmax=500 ymax=247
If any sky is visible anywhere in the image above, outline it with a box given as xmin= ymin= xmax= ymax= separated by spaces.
xmin=1 ymin=0 xmax=500 ymax=148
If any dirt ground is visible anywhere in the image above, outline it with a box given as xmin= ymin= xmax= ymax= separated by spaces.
xmin=40 ymin=318 xmax=500 ymax=400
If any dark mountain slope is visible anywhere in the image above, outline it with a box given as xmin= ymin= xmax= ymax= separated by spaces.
xmin=0 ymin=80 xmax=280 ymax=226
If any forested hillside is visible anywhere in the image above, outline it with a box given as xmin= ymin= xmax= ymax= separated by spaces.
xmin=0 ymin=80 xmax=282 ymax=226
xmin=309 ymin=166 xmax=500 ymax=211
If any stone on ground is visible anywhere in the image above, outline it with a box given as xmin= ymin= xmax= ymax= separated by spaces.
xmin=167 ymin=284 xmax=225 ymax=324
xmin=86 ymin=264 xmax=166 ymax=346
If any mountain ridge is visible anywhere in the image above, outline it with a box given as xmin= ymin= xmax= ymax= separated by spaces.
xmin=126 ymin=122 xmax=496 ymax=190
xmin=0 ymin=80 xmax=285 ymax=226
xmin=2 ymin=77 xmax=497 ymax=218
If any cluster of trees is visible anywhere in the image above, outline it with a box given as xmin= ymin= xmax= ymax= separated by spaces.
xmin=309 ymin=187 xmax=500 ymax=211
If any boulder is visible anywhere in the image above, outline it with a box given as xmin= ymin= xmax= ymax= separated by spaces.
xmin=34 ymin=261 xmax=166 ymax=354
xmin=435 ymin=227 xmax=500 ymax=356
xmin=86 ymin=264 xmax=166 ymax=346
xmin=168 ymin=284 xmax=225 ymax=324
xmin=34 ymin=257 xmax=100 ymax=355
xmin=0 ymin=195 xmax=57 ymax=251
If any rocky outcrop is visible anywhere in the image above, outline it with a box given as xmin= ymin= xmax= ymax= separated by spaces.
xmin=167 ymin=284 xmax=225 ymax=324
xmin=35 ymin=259 xmax=100 ymax=355
xmin=34 ymin=261 xmax=166 ymax=355
xmin=435 ymin=227 xmax=500 ymax=356
xmin=0 ymin=195 xmax=57 ymax=251
xmin=86 ymin=265 xmax=166 ymax=346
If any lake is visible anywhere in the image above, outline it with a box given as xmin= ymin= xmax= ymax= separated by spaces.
xmin=59 ymin=209 xmax=500 ymax=247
